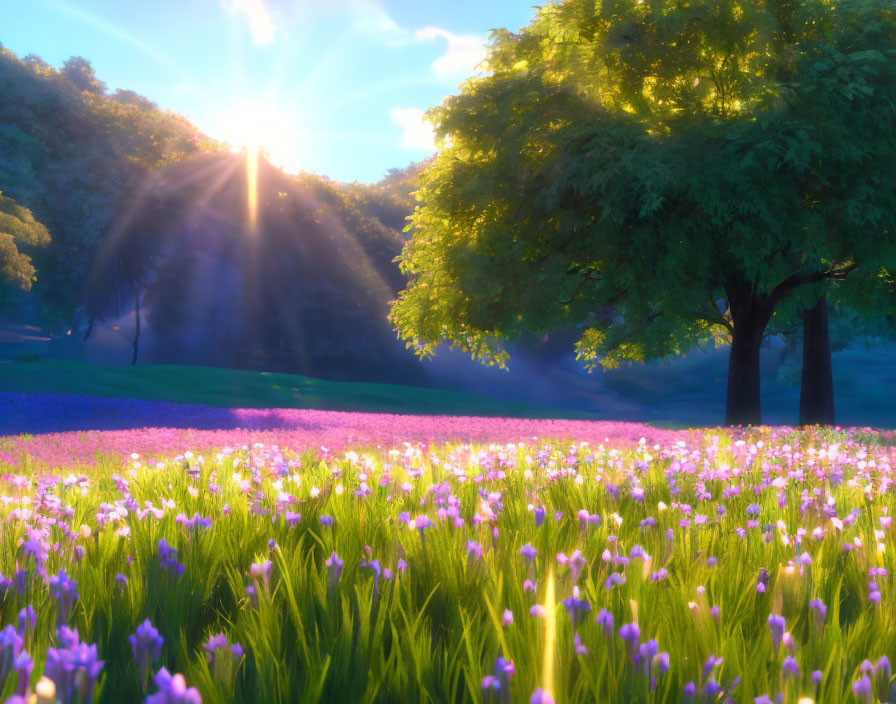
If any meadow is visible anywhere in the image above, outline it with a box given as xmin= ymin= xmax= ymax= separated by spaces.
xmin=0 ymin=417 xmax=894 ymax=703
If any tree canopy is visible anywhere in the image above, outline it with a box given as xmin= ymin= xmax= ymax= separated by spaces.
xmin=390 ymin=0 xmax=896 ymax=425
xmin=0 ymin=190 xmax=50 ymax=296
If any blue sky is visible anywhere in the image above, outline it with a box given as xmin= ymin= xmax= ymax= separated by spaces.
xmin=3 ymin=0 xmax=541 ymax=184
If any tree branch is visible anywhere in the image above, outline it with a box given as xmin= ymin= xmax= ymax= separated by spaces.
xmin=766 ymin=262 xmax=858 ymax=309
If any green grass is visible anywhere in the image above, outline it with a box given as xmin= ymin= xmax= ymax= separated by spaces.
xmin=0 ymin=356 xmax=621 ymax=421
xmin=1 ymin=427 xmax=894 ymax=703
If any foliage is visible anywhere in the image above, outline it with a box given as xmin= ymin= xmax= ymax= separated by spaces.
xmin=0 ymin=44 xmax=224 ymax=325
xmin=0 ymin=190 xmax=50 ymax=295
xmin=389 ymin=0 xmax=896 ymax=413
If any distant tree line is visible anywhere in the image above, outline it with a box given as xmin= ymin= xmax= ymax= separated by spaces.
xmin=0 ymin=45 xmax=431 ymax=381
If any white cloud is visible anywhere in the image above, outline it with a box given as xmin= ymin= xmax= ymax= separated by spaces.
xmin=389 ymin=108 xmax=437 ymax=151
xmin=414 ymin=26 xmax=489 ymax=79
xmin=221 ymin=0 xmax=276 ymax=46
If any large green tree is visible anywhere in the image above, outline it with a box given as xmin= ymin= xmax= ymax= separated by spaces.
xmin=390 ymin=0 xmax=896 ymax=426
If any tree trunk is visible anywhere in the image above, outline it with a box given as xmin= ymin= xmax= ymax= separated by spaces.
xmin=131 ymin=284 xmax=140 ymax=366
xmin=725 ymin=280 xmax=773 ymax=427
xmin=725 ymin=317 xmax=767 ymax=426
xmin=83 ymin=315 xmax=95 ymax=342
xmin=799 ymin=293 xmax=834 ymax=426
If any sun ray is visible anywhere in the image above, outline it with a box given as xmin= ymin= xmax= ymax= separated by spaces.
xmin=247 ymin=145 xmax=259 ymax=233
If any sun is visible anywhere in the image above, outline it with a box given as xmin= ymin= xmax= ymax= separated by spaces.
xmin=216 ymin=100 xmax=301 ymax=174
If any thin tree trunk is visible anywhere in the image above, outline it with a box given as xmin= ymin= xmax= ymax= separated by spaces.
xmin=83 ymin=315 xmax=95 ymax=342
xmin=131 ymin=284 xmax=140 ymax=366
xmin=799 ymin=293 xmax=834 ymax=426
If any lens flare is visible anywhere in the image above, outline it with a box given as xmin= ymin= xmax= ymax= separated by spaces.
xmin=541 ymin=566 xmax=555 ymax=699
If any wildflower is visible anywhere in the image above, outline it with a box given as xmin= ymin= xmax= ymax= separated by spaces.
xmin=319 ymin=515 xmax=333 ymax=526
xmin=361 ymin=560 xmax=381 ymax=593
xmin=618 ymin=623 xmax=640 ymax=656
xmin=203 ymin=633 xmax=243 ymax=685
xmin=175 ymin=513 xmax=212 ymax=531
xmin=768 ymin=614 xmax=785 ymax=652
xmin=466 ymin=540 xmax=483 ymax=561
xmin=568 ymin=550 xmax=587 ymax=582
xmin=325 ymin=552 xmax=343 ymax=587
xmin=782 ymin=656 xmax=799 ymax=678
xmin=129 ymin=619 xmax=163 ymax=691
xmin=574 ymin=633 xmax=588 ymax=655
xmin=809 ymin=599 xmax=826 ymax=631
xmin=0 ymin=626 xmax=23 ymax=693
xmin=17 ymin=606 xmax=35 ymax=643
xmin=596 ymin=609 xmax=614 ymax=639
xmin=44 ymin=632 xmax=104 ymax=704
xmin=12 ymin=650 xmax=31 ymax=698
xmin=145 ymin=667 xmax=202 ymax=704
xmin=529 ymin=605 xmax=547 ymax=618
xmin=157 ymin=539 xmax=184 ymax=581
xmin=501 ymin=609 xmax=514 ymax=627
xmin=562 ymin=587 xmax=591 ymax=629
xmin=520 ymin=543 xmax=538 ymax=567
xmin=249 ymin=560 xmax=273 ymax=593
xmin=852 ymin=675 xmax=872 ymax=703
xmin=530 ymin=688 xmax=555 ymax=704
xmin=48 ymin=569 xmax=79 ymax=627
xmin=534 ymin=507 xmax=545 ymax=527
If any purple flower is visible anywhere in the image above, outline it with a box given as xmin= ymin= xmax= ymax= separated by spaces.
xmin=702 ymin=655 xmax=723 ymax=683
xmin=618 ymin=623 xmax=640 ymax=655
xmin=568 ymin=550 xmax=587 ymax=583
xmin=13 ymin=650 xmax=31 ymax=697
xmin=768 ymin=614 xmax=785 ymax=651
xmin=482 ymin=675 xmax=500 ymax=696
xmin=562 ymin=587 xmax=592 ymax=629
xmin=250 ymin=560 xmax=273 ymax=593
xmin=203 ymin=633 xmax=243 ymax=684
xmin=145 ymin=667 xmax=202 ymax=704
xmin=782 ymin=656 xmax=799 ymax=677
xmin=595 ymin=609 xmax=614 ymax=638
xmin=48 ymin=569 xmax=79 ymax=627
xmin=0 ymin=626 xmax=23 ymax=694
xmin=530 ymin=688 xmax=555 ymax=704
xmin=520 ymin=543 xmax=538 ymax=566
xmin=573 ymin=633 xmax=588 ymax=656
xmin=16 ymin=606 xmax=35 ymax=643
xmin=650 ymin=568 xmax=669 ymax=582
xmin=325 ymin=552 xmax=343 ymax=587
xmin=809 ymin=598 xmax=827 ymax=630
xmin=175 ymin=513 xmax=212 ymax=531
xmin=129 ymin=619 xmax=163 ymax=691
xmin=534 ymin=507 xmax=545 ymax=527
xmin=157 ymin=539 xmax=184 ymax=581
xmin=45 ymin=632 xmax=104 ymax=704
xmin=853 ymin=675 xmax=872 ymax=703
xmin=319 ymin=515 xmax=333 ymax=526
xmin=501 ymin=609 xmax=514 ymax=627
xmin=361 ymin=560 xmax=381 ymax=592
xmin=466 ymin=540 xmax=483 ymax=561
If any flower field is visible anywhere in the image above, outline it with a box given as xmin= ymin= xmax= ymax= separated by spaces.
xmin=0 ymin=417 xmax=895 ymax=703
